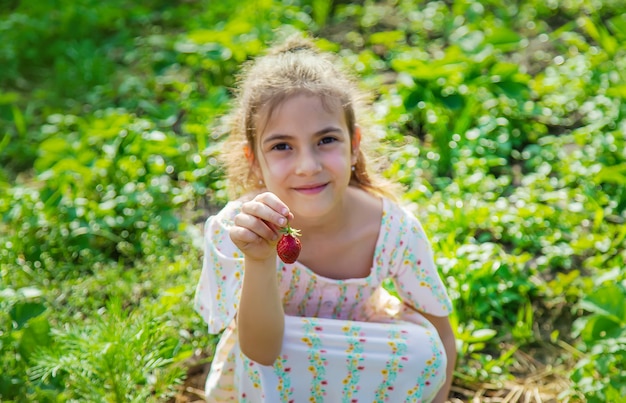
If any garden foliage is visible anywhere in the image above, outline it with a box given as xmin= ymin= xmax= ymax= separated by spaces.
xmin=1 ymin=0 xmax=625 ymax=401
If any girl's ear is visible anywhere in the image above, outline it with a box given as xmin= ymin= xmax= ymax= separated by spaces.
xmin=351 ymin=126 xmax=362 ymax=164
xmin=244 ymin=143 xmax=254 ymax=163
xmin=244 ymin=143 xmax=263 ymax=181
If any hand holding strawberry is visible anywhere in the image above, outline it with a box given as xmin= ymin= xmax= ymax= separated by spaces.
xmin=276 ymin=224 xmax=302 ymax=264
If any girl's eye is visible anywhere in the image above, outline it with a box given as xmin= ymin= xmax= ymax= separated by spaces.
xmin=319 ymin=136 xmax=337 ymax=145
xmin=272 ymin=143 xmax=291 ymax=151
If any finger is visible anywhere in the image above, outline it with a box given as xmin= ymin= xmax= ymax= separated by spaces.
xmin=229 ymin=225 xmax=261 ymax=246
xmin=242 ymin=198 xmax=289 ymax=228
xmin=234 ymin=212 xmax=279 ymax=242
xmin=286 ymin=211 xmax=295 ymax=223
xmin=254 ymin=192 xmax=291 ymax=218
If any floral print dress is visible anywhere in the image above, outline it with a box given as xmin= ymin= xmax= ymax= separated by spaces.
xmin=194 ymin=197 xmax=453 ymax=402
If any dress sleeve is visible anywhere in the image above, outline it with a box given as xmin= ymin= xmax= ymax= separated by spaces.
xmin=194 ymin=202 xmax=244 ymax=334
xmin=390 ymin=207 xmax=453 ymax=317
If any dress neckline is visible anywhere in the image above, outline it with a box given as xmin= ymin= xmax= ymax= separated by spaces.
xmin=287 ymin=197 xmax=389 ymax=284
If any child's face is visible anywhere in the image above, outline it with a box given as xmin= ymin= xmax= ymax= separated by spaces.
xmin=254 ymin=93 xmax=358 ymax=219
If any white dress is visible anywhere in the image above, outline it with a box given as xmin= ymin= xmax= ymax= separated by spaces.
xmin=195 ymin=198 xmax=453 ymax=402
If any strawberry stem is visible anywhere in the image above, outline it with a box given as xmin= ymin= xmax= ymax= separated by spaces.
xmin=281 ymin=224 xmax=301 ymax=237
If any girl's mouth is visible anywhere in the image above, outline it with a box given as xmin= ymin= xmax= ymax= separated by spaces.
xmin=294 ymin=183 xmax=328 ymax=195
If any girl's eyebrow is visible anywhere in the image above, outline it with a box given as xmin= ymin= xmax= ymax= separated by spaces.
xmin=262 ymin=133 xmax=292 ymax=146
xmin=262 ymin=126 xmax=344 ymax=146
xmin=314 ymin=126 xmax=344 ymax=136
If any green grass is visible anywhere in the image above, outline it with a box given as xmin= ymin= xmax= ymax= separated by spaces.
xmin=2 ymin=0 xmax=626 ymax=401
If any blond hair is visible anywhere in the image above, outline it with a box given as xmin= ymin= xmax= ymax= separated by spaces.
xmin=219 ymin=34 xmax=400 ymax=201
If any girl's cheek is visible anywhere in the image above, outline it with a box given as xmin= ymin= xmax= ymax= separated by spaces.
xmin=326 ymin=150 xmax=351 ymax=167
xmin=264 ymin=157 xmax=290 ymax=178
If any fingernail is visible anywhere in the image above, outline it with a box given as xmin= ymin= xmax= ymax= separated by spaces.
xmin=278 ymin=217 xmax=286 ymax=226
xmin=282 ymin=207 xmax=289 ymax=216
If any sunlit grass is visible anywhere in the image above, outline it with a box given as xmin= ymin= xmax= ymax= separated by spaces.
xmin=1 ymin=0 xmax=626 ymax=401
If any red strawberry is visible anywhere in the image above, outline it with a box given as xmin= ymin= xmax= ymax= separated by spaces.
xmin=276 ymin=225 xmax=302 ymax=264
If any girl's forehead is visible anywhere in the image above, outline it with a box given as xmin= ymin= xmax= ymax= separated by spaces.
xmin=256 ymin=93 xmax=346 ymax=137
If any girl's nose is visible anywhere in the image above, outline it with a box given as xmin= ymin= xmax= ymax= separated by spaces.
xmin=295 ymin=148 xmax=322 ymax=175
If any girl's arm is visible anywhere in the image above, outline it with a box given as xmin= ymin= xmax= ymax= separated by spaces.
xmin=237 ymin=255 xmax=284 ymax=365
xmin=421 ymin=311 xmax=457 ymax=403
xmin=229 ymin=192 xmax=292 ymax=366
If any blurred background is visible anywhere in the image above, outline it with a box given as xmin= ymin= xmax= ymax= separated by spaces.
xmin=1 ymin=0 xmax=625 ymax=401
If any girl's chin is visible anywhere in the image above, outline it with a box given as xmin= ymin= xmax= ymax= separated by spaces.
xmin=289 ymin=198 xmax=341 ymax=219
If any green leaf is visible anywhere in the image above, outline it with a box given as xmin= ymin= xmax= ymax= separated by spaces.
xmin=490 ymin=62 xmax=521 ymax=79
xmin=391 ymin=58 xmax=464 ymax=81
xmin=311 ymin=0 xmax=333 ymax=27
xmin=9 ymin=301 xmax=47 ymax=329
xmin=11 ymin=105 xmax=26 ymax=137
xmin=484 ymin=27 xmax=521 ymax=51
xmin=452 ymin=95 xmax=477 ymax=137
xmin=0 ymin=91 xmax=20 ymax=105
xmin=579 ymin=16 xmax=618 ymax=56
xmin=594 ymin=164 xmax=626 ymax=185
xmin=580 ymin=315 xmax=624 ymax=343
xmin=440 ymin=92 xmax=464 ymax=110
xmin=607 ymin=14 xmax=626 ymax=40
xmin=38 ymin=136 xmax=71 ymax=155
xmin=580 ymin=285 xmax=626 ymax=325
xmin=369 ymin=31 xmax=405 ymax=48
xmin=18 ymin=315 xmax=52 ymax=362
xmin=468 ymin=328 xmax=497 ymax=343
xmin=494 ymin=81 xmax=529 ymax=100
xmin=606 ymin=85 xmax=626 ymax=99
xmin=0 ymin=133 xmax=10 ymax=155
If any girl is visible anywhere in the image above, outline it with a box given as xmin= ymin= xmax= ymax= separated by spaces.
xmin=195 ymin=34 xmax=456 ymax=403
